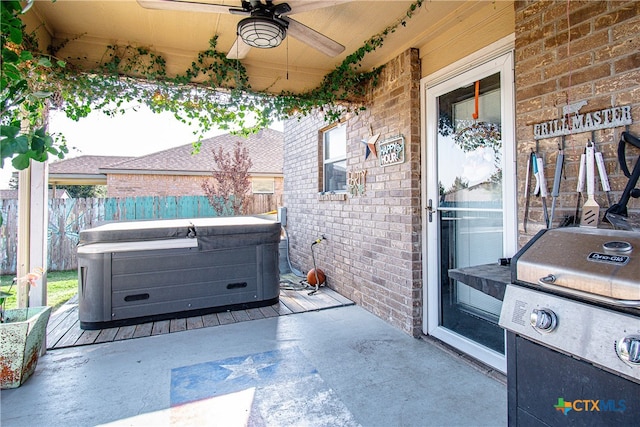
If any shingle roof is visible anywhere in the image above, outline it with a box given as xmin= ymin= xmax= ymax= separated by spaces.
xmin=100 ymin=129 xmax=283 ymax=175
xmin=49 ymin=155 xmax=135 ymax=175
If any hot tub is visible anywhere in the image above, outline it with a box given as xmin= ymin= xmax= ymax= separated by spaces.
xmin=77 ymin=217 xmax=280 ymax=329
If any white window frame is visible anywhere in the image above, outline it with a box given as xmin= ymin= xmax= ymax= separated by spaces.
xmin=252 ymin=177 xmax=275 ymax=194
xmin=322 ymin=124 xmax=347 ymax=193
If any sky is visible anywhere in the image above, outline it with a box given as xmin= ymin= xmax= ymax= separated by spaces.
xmin=0 ymin=105 xmax=282 ymax=189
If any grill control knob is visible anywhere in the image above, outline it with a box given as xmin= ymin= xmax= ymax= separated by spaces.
xmin=530 ymin=308 xmax=557 ymax=333
xmin=616 ymin=335 xmax=640 ymax=366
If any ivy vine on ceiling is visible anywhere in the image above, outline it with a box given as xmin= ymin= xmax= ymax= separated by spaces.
xmin=1 ymin=0 xmax=425 ymax=169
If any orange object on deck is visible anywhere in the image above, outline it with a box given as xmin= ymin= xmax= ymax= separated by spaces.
xmin=306 ymin=268 xmax=326 ymax=286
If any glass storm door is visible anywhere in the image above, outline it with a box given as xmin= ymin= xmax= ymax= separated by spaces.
xmin=424 ymin=52 xmax=515 ymax=372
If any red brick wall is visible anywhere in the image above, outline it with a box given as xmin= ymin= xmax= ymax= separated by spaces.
xmin=106 ymin=174 xmax=284 ymax=214
xmin=107 ymin=174 xmax=283 ymax=198
xmin=283 ymin=1 xmax=640 ymax=338
xmin=107 ymin=174 xmax=207 ymax=197
xmin=515 ymin=0 xmax=640 ymax=245
xmin=283 ymin=49 xmax=423 ymax=336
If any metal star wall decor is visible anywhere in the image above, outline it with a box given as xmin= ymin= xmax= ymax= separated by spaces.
xmin=361 ymin=133 xmax=380 ymax=160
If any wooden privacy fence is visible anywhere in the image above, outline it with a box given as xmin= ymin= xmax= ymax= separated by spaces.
xmin=0 ymin=194 xmax=282 ymax=275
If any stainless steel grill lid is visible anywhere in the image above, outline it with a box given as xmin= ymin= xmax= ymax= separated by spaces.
xmin=512 ymin=227 xmax=640 ymax=303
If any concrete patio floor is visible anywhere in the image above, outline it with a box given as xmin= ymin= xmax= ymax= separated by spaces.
xmin=1 ymin=304 xmax=506 ymax=427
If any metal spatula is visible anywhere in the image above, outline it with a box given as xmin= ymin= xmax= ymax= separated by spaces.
xmin=580 ymin=142 xmax=599 ymax=227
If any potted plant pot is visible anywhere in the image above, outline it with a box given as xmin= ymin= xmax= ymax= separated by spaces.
xmin=0 ymin=306 xmax=52 ymax=389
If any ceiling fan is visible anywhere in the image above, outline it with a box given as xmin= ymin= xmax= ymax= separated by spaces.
xmin=137 ymin=0 xmax=347 ymax=59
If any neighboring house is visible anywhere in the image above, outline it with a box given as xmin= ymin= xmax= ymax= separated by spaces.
xmin=0 ymin=189 xmax=70 ymax=200
xmin=48 ymin=155 xmax=134 ymax=187
xmin=101 ymin=129 xmax=283 ymax=198
xmin=46 ymin=129 xmax=284 ymax=200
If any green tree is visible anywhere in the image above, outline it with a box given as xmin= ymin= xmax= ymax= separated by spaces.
xmin=1 ymin=0 xmax=67 ymax=170
xmin=49 ymin=185 xmax=106 ymax=198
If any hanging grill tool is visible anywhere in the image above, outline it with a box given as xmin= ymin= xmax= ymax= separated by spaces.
xmin=580 ymin=141 xmax=600 ymax=227
xmin=574 ymin=148 xmax=586 ymax=225
xmin=549 ymin=146 xmax=564 ymax=227
xmin=576 ymin=141 xmax=612 ymax=227
xmin=595 ymin=144 xmax=614 ymax=208
xmin=532 ymin=152 xmax=550 ymax=228
xmin=523 ymin=150 xmax=533 ymax=233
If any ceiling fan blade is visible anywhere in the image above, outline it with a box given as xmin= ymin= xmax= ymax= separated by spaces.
xmin=284 ymin=1 xmax=352 ymax=16
xmin=226 ymin=37 xmax=252 ymax=59
xmin=285 ymin=18 xmax=345 ymax=57
xmin=137 ymin=0 xmax=234 ymax=14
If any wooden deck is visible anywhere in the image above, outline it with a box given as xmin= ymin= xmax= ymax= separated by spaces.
xmin=46 ymin=288 xmax=353 ymax=350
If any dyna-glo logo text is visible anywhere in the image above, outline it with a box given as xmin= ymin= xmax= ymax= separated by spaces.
xmin=554 ymin=398 xmax=627 ymax=415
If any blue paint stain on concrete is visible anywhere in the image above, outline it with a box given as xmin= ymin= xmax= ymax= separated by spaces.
xmin=170 ymin=346 xmax=360 ymax=425
xmin=170 ymin=347 xmax=317 ymax=406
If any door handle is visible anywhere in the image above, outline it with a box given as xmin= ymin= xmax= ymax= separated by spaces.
xmin=427 ymin=199 xmax=435 ymax=222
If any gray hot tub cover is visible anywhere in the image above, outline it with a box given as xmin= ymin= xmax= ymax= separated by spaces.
xmin=78 ymin=217 xmax=281 ymax=250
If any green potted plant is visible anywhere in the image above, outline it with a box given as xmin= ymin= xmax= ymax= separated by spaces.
xmin=0 ymin=268 xmax=52 ymax=389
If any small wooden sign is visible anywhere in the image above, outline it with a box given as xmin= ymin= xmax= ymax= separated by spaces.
xmin=378 ymin=135 xmax=405 ymax=167
xmin=347 ymin=170 xmax=367 ymax=197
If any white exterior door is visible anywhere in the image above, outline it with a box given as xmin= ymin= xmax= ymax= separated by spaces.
xmin=422 ymin=49 xmax=516 ymax=373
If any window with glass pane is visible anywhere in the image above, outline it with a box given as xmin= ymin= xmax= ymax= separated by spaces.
xmin=252 ymin=178 xmax=275 ymax=194
xmin=323 ymin=125 xmax=347 ymax=192
xmin=436 ymin=71 xmax=505 ymax=354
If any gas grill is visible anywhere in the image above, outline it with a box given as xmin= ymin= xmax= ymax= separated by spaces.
xmin=499 ymin=226 xmax=640 ymax=426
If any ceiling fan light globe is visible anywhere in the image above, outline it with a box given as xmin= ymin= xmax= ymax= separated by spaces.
xmin=238 ymin=17 xmax=286 ymax=49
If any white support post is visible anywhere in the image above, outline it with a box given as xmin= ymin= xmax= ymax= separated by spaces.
xmin=16 ymin=160 xmax=49 ymax=308
xmin=29 ymin=159 xmax=48 ymax=307
xmin=16 ymin=169 xmax=31 ymax=308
